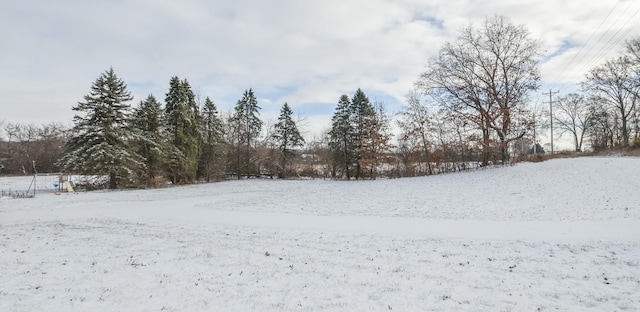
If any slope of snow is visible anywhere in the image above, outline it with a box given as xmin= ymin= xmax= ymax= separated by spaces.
xmin=1 ymin=157 xmax=639 ymax=311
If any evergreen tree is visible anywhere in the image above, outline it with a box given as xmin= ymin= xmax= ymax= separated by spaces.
xmin=164 ymin=76 xmax=202 ymax=184
xmin=272 ymin=102 xmax=305 ymax=178
xmin=229 ymin=88 xmax=263 ymax=178
xmin=350 ymin=88 xmax=375 ymax=179
xmin=133 ymin=94 xmax=166 ymax=186
xmin=328 ymin=94 xmax=354 ymax=179
xmin=199 ymin=97 xmax=226 ymax=182
xmin=57 ymin=68 xmax=144 ymax=189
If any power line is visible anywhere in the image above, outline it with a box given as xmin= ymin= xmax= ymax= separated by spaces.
xmin=569 ymin=1 xmax=640 ymax=81
xmin=553 ymin=0 xmax=622 ymax=82
xmin=547 ymin=0 xmax=640 ymax=93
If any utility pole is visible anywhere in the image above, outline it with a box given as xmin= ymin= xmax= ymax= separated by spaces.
xmin=543 ymin=89 xmax=559 ymax=154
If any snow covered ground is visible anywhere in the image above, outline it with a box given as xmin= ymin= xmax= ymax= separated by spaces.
xmin=1 ymin=157 xmax=639 ymax=311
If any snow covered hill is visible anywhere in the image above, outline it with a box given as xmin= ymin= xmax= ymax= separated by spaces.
xmin=1 ymin=157 xmax=639 ymax=311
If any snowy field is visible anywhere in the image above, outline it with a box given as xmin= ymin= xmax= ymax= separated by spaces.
xmin=1 ymin=157 xmax=639 ymax=311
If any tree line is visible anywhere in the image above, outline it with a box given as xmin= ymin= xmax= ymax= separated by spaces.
xmin=557 ymin=36 xmax=640 ymax=151
xmin=48 ymin=69 xmax=308 ymax=189
xmin=1 ymin=15 xmax=639 ymax=187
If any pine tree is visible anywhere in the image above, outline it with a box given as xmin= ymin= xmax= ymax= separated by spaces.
xmin=272 ymin=102 xmax=305 ymax=178
xmin=328 ymin=94 xmax=354 ymax=179
xmin=199 ymin=97 xmax=226 ymax=182
xmin=229 ymin=88 xmax=263 ymax=178
xmin=350 ymin=88 xmax=375 ymax=179
xmin=57 ymin=68 xmax=144 ymax=189
xmin=133 ymin=94 xmax=165 ymax=186
xmin=164 ymin=76 xmax=202 ymax=184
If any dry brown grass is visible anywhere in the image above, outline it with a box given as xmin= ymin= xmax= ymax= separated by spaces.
xmin=517 ymin=147 xmax=640 ymax=164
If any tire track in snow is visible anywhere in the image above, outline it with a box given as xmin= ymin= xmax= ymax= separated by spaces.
xmin=4 ymin=199 xmax=638 ymax=242
xmin=171 ymin=210 xmax=640 ymax=242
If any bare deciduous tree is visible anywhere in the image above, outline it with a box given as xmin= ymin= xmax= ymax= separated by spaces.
xmin=417 ymin=15 xmax=542 ymax=165
xmin=397 ymin=91 xmax=434 ymax=175
xmin=583 ymin=56 xmax=639 ymax=147
xmin=359 ymin=101 xmax=393 ymax=180
xmin=0 ymin=122 xmax=68 ymax=174
xmin=626 ymin=37 xmax=640 ymax=65
xmin=552 ymin=93 xmax=594 ymax=152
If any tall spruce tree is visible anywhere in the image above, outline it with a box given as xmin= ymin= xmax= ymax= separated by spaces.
xmin=199 ymin=97 xmax=226 ymax=182
xmin=57 ymin=68 xmax=144 ymax=189
xmin=230 ymin=88 xmax=263 ymax=178
xmin=133 ymin=94 xmax=165 ymax=186
xmin=164 ymin=76 xmax=202 ymax=184
xmin=328 ymin=94 xmax=354 ymax=179
xmin=272 ymin=102 xmax=305 ymax=178
xmin=350 ymin=88 xmax=375 ymax=180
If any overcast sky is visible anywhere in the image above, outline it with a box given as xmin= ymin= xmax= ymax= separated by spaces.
xmin=1 ymin=0 xmax=639 ymax=140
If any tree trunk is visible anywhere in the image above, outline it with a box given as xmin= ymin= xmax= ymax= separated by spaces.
xmin=481 ymin=128 xmax=491 ymax=166
xmin=109 ymin=171 xmax=117 ymax=189
xmin=420 ymin=131 xmax=433 ymax=175
xmin=280 ymin=152 xmax=286 ymax=179
xmin=622 ymin=117 xmax=629 ymax=147
xmin=343 ymin=139 xmax=350 ymax=180
xmin=499 ymin=136 xmax=508 ymax=165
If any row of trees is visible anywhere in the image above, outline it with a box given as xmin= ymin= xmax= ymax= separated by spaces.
xmin=392 ymin=15 xmax=640 ymax=176
xmin=563 ymin=37 xmax=640 ymax=151
xmin=51 ymin=68 xmax=305 ymax=189
xmin=328 ymin=89 xmax=392 ymax=180
xmin=2 ymin=15 xmax=638 ymax=185
xmin=520 ymin=37 xmax=640 ymax=153
xmin=0 ymin=122 xmax=68 ymax=174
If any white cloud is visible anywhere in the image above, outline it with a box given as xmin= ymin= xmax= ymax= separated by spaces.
xmin=1 ymin=0 xmax=638 ymax=140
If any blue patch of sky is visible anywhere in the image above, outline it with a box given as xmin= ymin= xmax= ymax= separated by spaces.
xmin=368 ymin=92 xmax=405 ymax=114
xmin=411 ymin=13 xmax=445 ymax=30
xmin=296 ymin=102 xmax=335 ymax=116
xmin=128 ymin=81 xmax=164 ymax=103
xmin=129 ymin=81 xmax=157 ymax=90
xmin=542 ymin=39 xmax=577 ymax=63
xmin=538 ymin=81 xmax=581 ymax=100
xmin=258 ymin=85 xmax=299 ymax=103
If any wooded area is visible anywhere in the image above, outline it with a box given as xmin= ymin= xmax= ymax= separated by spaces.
xmin=1 ymin=16 xmax=639 ymax=188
